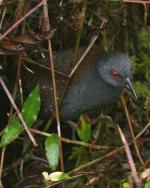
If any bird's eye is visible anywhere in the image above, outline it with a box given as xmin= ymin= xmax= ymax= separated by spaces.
xmin=112 ymin=71 xmax=120 ymax=78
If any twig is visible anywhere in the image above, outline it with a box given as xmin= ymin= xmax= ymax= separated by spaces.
xmin=121 ymin=96 xmax=143 ymax=164
xmin=42 ymin=0 xmax=64 ymax=173
xmin=8 ymin=54 xmax=23 ymax=122
xmin=0 ymin=77 xmax=37 ymax=147
xmin=69 ymin=35 xmax=98 ymax=78
xmin=29 ymin=128 xmax=109 ymax=150
xmin=71 ymin=0 xmax=87 ymax=67
xmin=117 ymin=125 xmax=142 ymax=187
xmin=23 ymin=57 xmax=68 ymax=77
xmin=0 ymin=8 xmax=6 ymax=30
xmin=69 ymin=147 xmax=123 ymax=175
xmin=135 ymin=122 xmax=150 ymax=139
xmin=0 ymin=147 xmax=5 ymax=188
xmin=0 ymin=0 xmax=47 ymax=41
xmin=69 ymin=13 xmax=107 ymax=78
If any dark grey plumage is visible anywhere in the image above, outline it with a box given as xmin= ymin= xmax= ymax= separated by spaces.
xmin=60 ymin=52 xmax=134 ymax=120
xmin=21 ymin=48 xmax=136 ymax=123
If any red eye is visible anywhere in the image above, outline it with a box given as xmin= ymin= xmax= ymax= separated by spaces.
xmin=112 ymin=71 xmax=120 ymax=78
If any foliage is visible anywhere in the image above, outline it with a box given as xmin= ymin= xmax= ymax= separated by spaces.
xmin=77 ymin=115 xmax=91 ymax=142
xmin=45 ymin=134 xmax=60 ymax=171
xmin=42 ymin=171 xmax=70 ymax=182
xmin=0 ymin=1 xmax=150 ymax=188
xmin=0 ymin=85 xmax=40 ymax=147
xmin=145 ymin=181 xmax=150 ymax=188
xmin=138 ymin=27 xmax=150 ymax=49
xmin=0 ymin=117 xmax=23 ymax=147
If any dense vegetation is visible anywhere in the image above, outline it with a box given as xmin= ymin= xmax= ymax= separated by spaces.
xmin=0 ymin=1 xmax=150 ymax=187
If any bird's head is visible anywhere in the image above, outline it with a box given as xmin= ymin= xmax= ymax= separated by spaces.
xmin=98 ymin=52 xmax=137 ymax=98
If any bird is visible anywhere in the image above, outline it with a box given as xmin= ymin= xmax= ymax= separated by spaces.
xmin=21 ymin=47 xmax=137 ymax=125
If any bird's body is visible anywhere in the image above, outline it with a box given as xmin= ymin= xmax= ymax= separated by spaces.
xmin=60 ymin=53 xmax=123 ymax=120
xmin=21 ymin=47 xmax=136 ymax=124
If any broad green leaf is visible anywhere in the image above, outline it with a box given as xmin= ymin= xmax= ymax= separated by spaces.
xmin=42 ymin=171 xmax=70 ymax=182
xmin=0 ymin=116 xmax=23 ymax=147
xmin=45 ymin=134 xmax=59 ymax=171
xmin=22 ymin=85 xmax=40 ymax=127
xmin=77 ymin=115 xmax=91 ymax=142
xmin=0 ymin=85 xmax=41 ymax=147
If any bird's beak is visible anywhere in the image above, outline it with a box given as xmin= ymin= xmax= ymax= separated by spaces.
xmin=125 ymin=77 xmax=137 ymax=99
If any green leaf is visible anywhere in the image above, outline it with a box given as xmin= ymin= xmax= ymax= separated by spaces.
xmin=22 ymin=85 xmax=40 ymax=127
xmin=0 ymin=116 xmax=23 ymax=147
xmin=145 ymin=181 xmax=150 ymax=188
xmin=42 ymin=171 xmax=70 ymax=182
xmin=122 ymin=182 xmax=128 ymax=188
xmin=45 ymin=134 xmax=60 ymax=171
xmin=77 ymin=115 xmax=91 ymax=142
xmin=0 ymin=85 xmax=41 ymax=147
